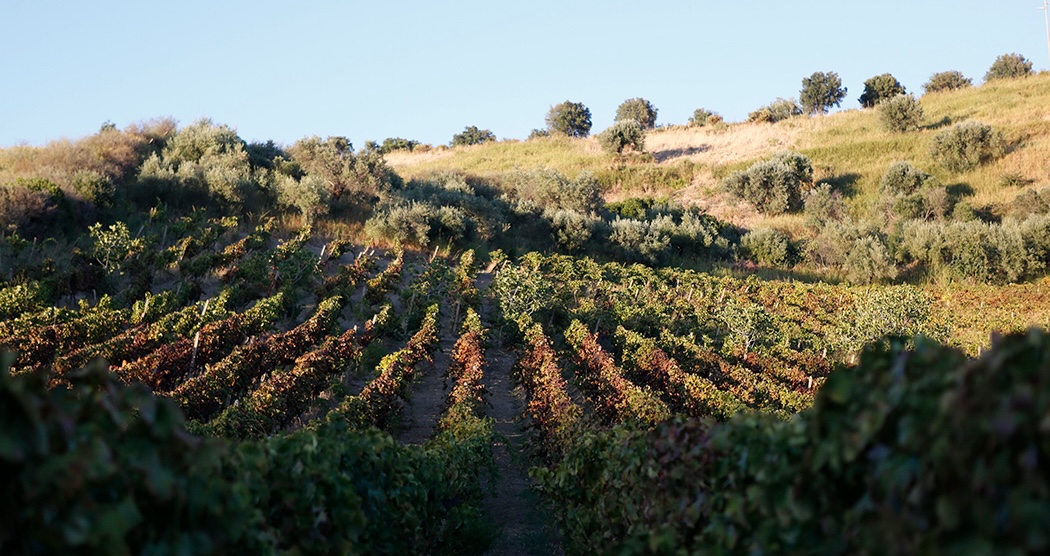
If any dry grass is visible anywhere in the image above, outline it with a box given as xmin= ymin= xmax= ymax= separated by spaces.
xmin=386 ymin=136 xmax=607 ymax=181
xmin=645 ymin=120 xmax=806 ymax=169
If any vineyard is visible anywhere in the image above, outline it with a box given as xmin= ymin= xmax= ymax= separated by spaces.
xmin=2 ymin=210 xmax=1049 ymax=554
xmin=3 ymin=83 xmax=1050 ymax=553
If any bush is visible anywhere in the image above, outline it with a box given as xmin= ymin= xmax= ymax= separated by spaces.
xmin=800 ymin=71 xmax=847 ymax=115
xmin=747 ymin=98 xmax=802 ymax=123
xmin=741 ymin=228 xmax=793 ymax=267
xmin=545 ymin=209 xmax=602 ymax=252
xmin=930 ymin=121 xmax=1005 ymax=172
xmin=546 ymin=101 xmax=592 ymax=138
xmin=508 ymin=168 xmax=603 ymax=214
xmin=858 ymin=73 xmax=906 ymax=108
xmin=720 ymin=151 xmax=812 ymax=214
xmin=609 ymin=218 xmax=671 ymax=263
xmin=803 ymin=183 xmax=847 ymax=226
xmin=614 ymin=98 xmax=658 ymax=129
xmin=1009 ymin=187 xmax=1050 ymax=219
xmin=380 ymin=137 xmax=420 ymax=153
xmin=288 ymin=135 xmax=399 ymax=202
xmin=808 ymin=220 xmax=896 ymax=284
xmin=985 ymin=52 xmax=1033 ymax=81
xmin=70 ymin=170 xmax=115 ymax=208
xmin=275 ymin=174 xmax=330 ymax=223
xmin=839 ymin=285 xmax=933 ymax=353
xmin=923 ymin=70 xmax=972 ymax=93
xmin=0 ymin=182 xmax=58 ymax=234
xmin=880 ymin=161 xmax=938 ymax=196
xmin=878 ymin=94 xmax=924 ymax=132
xmin=451 ymin=125 xmax=496 ymax=147
xmin=527 ymin=128 xmax=550 ymax=140
xmin=598 ymin=120 xmax=646 ymax=154
xmin=688 ymin=108 xmax=716 ymax=127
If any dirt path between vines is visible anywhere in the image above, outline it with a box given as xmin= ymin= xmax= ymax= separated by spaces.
xmin=478 ymin=272 xmax=561 ymax=556
xmin=397 ymin=308 xmax=455 ymax=445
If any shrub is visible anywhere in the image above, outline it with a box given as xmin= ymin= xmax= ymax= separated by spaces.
xmin=364 ymin=201 xmax=435 ymax=246
xmin=70 ymin=170 xmax=115 ymax=208
xmin=1009 ymin=187 xmax=1050 ymax=219
xmin=289 ymin=135 xmax=399 ymax=202
xmin=858 ymin=73 xmax=906 ymax=108
xmin=275 ymin=174 xmax=330 ymax=223
xmin=451 ymin=125 xmax=496 ymax=147
xmin=0 ymin=182 xmax=58 ymax=234
xmin=508 ymin=168 xmax=603 ymax=214
xmin=803 ymin=183 xmax=847 ymax=226
xmin=741 ymin=228 xmax=793 ymax=267
xmin=688 ymin=108 xmax=715 ymax=127
xmin=380 ymin=137 xmax=420 ymax=153
xmin=545 ymin=209 xmax=602 ymax=252
xmin=878 ymin=94 xmax=924 ymax=132
xmin=800 ymin=71 xmax=847 ymax=115
xmin=747 ymin=98 xmax=802 ymax=123
xmin=808 ymin=220 xmax=896 ymax=284
xmin=929 ymin=121 xmax=1005 ymax=172
xmin=721 ymin=151 xmax=812 ymax=214
xmin=923 ymin=70 xmax=972 ymax=93
xmin=880 ymin=162 xmax=938 ymax=196
xmin=546 ymin=101 xmax=592 ymax=138
xmin=609 ymin=218 xmax=671 ymax=263
xmin=985 ymin=52 xmax=1033 ymax=81
xmin=614 ymin=98 xmax=658 ymax=129
xmin=598 ymin=120 xmax=646 ymax=154
xmin=527 ymin=128 xmax=550 ymax=140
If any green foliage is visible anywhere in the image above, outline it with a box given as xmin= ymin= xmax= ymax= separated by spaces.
xmin=878 ymin=94 xmax=924 ymax=132
xmin=897 ymin=217 xmax=1048 ymax=283
xmin=859 ymin=73 xmax=906 ymax=108
xmin=747 ymin=98 xmax=802 ymax=123
xmin=717 ymin=298 xmax=775 ymax=354
xmin=923 ymin=70 xmax=972 ymax=94
xmin=135 ymin=118 xmax=259 ymax=210
xmin=880 ymin=161 xmax=938 ymax=196
xmin=808 ymin=220 xmax=897 ymax=284
xmin=0 ymin=180 xmax=60 ymax=234
xmin=985 ymin=52 xmax=1033 ymax=81
xmin=527 ymin=128 xmax=550 ymax=140
xmin=380 ymin=137 xmax=421 ymax=153
xmin=540 ymin=330 xmax=1050 ymax=554
xmin=545 ymin=101 xmax=592 ymax=138
xmin=89 ymin=221 xmax=145 ymax=273
xmin=545 ymin=209 xmax=602 ymax=252
xmin=741 ymin=228 xmax=794 ymax=267
xmin=508 ymin=167 xmax=604 ymax=214
xmin=288 ymin=135 xmax=398 ymax=202
xmin=803 ymin=183 xmax=847 ymax=226
xmin=838 ymin=285 xmax=934 ymax=353
xmin=800 ymin=71 xmax=847 ymax=115
xmin=598 ymin=120 xmax=646 ymax=154
xmin=688 ymin=108 xmax=716 ymax=127
xmin=451 ymin=125 xmax=496 ymax=147
xmin=720 ymin=151 xmax=812 ymax=214
xmin=614 ymin=97 xmax=658 ymax=129
xmin=275 ymin=174 xmax=330 ymax=223
xmin=70 ymin=170 xmax=115 ymax=207
xmin=929 ymin=121 xmax=1005 ymax=172
xmin=609 ymin=217 xmax=671 ymax=263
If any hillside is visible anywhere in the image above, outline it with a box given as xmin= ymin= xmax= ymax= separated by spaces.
xmin=389 ymin=73 xmax=1050 ymax=230
xmin=3 ymin=71 xmax=1050 ymax=555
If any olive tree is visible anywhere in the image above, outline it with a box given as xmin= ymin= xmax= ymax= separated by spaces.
xmin=546 ymin=101 xmax=592 ymax=138
xmin=614 ymin=97 xmax=658 ymax=129
xmin=800 ymin=71 xmax=847 ymax=115
xmin=859 ymin=73 xmax=906 ymax=108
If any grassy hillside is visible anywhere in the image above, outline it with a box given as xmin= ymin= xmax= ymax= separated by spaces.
xmin=389 ymin=73 xmax=1050 ymax=231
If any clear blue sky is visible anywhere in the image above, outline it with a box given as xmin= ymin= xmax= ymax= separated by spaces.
xmin=2 ymin=1 xmax=1046 ymax=149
